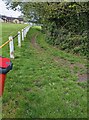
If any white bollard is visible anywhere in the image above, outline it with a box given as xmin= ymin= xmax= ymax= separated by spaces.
xmin=18 ymin=31 xmax=21 ymax=47
xmin=9 ymin=36 xmax=14 ymax=59
xmin=22 ymin=29 xmax=24 ymax=41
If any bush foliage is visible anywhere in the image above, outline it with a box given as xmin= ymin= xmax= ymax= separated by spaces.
xmin=5 ymin=2 xmax=89 ymax=56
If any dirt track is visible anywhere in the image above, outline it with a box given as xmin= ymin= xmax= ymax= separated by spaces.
xmin=31 ymin=34 xmax=88 ymax=82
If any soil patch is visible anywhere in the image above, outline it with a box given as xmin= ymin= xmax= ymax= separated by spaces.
xmin=77 ymin=73 xmax=88 ymax=82
xmin=31 ymin=34 xmax=43 ymax=51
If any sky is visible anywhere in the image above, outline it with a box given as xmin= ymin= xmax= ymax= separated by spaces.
xmin=0 ymin=0 xmax=21 ymax=17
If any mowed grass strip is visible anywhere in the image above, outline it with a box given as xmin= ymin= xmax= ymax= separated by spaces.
xmin=1 ymin=23 xmax=28 ymax=58
xmin=2 ymin=26 xmax=87 ymax=118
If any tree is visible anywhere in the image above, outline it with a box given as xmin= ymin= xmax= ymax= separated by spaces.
xmin=3 ymin=0 xmax=89 ymax=55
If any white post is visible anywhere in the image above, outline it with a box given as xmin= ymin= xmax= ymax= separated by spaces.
xmin=18 ymin=31 xmax=21 ymax=47
xmin=25 ymin=26 xmax=30 ymax=36
xmin=24 ymin=28 xmax=26 ymax=37
xmin=9 ymin=36 xmax=14 ymax=59
xmin=22 ymin=29 xmax=24 ymax=41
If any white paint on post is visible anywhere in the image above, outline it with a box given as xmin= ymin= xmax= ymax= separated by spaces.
xmin=9 ymin=36 xmax=14 ymax=59
xmin=25 ymin=26 xmax=30 ymax=37
xmin=22 ymin=26 xmax=30 ymax=39
xmin=18 ymin=31 xmax=21 ymax=47
xmin=24 ymin=28 xmax=26 ymax=37
xmin=22 ymin=29 xmax=24 ymax=41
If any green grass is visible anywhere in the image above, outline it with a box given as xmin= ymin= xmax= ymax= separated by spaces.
xmin=1 ymin=25 xmax=88 ymax=118
xmin=1 ymin=23 xmax=28 ymax=57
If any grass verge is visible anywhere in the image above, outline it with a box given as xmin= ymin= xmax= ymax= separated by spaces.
xmin=2 ymin=25 xmax=87 ymax=118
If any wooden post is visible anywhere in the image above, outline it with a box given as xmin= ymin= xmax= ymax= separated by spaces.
xmin=25 ymin=27 xmax=27 ymax=37
xmin=25 ymin=26 xmax=30 ymax=36
xmin=24 ymin=28 xmax=26 ymax=37
xmin=9 ymin=36 xmax=14 ymax=59
xmin=18 ymin=31 xmax=21 ymax=47
xmin=22 ymin=29 xmax=24 ymax=41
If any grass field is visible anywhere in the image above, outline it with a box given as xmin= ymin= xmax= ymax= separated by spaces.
xmin=1 ymin=23 xmax=28 ymax=57
xmin=1 ymin=24 xmax=88 ymax=118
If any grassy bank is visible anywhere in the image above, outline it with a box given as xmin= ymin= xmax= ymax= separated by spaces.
xmin=2 ymin=25 xmax=87 ymax=118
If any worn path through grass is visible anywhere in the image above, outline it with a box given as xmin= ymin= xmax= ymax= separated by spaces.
xmin=2 ymin=26 xmax=87 ymax=118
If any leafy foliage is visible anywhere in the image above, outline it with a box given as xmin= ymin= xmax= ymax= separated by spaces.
xmin=3 ymin=1 xmax=89 ymax=56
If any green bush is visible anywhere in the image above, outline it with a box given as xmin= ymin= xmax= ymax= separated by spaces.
xmin=45 ymin=25 xmax=87 ymax=56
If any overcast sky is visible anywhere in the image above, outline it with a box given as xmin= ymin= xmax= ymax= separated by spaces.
xmin=0 ymin=0 xmax=21 ymax=17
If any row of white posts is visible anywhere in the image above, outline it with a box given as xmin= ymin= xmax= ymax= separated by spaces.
xmin=9 ymin=26 xmax=30 ymax=59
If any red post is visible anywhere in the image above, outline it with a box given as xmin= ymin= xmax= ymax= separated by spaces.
xmin=0 ymin=56 xmax=12 ymax=96
xmin=0 ymin=74 xmax=6 ymax=96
